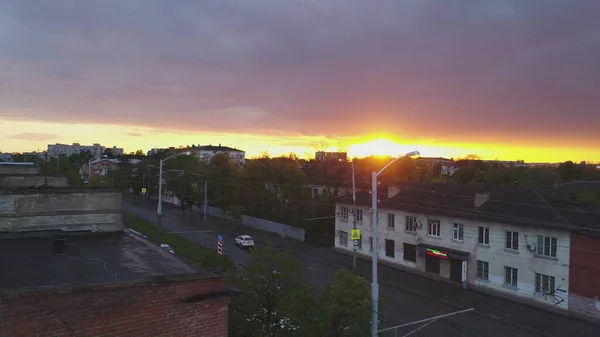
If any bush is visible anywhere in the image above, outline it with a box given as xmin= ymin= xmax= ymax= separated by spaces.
xmin=123 ymin=213 xmax=236 ymax=274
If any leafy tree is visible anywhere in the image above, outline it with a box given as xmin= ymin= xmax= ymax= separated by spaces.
xmin=229 ymin=246 xmax=316 ymax=337
xmin=208 ymin=153 xmax=240 ymax=214
xmin=315 ymin=270 xmax=375 ymax=337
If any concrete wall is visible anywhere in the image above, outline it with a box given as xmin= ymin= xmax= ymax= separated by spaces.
xmin=0 ymin=175 xmax=70 ymax=188
xmin=0 ymin=166 xmax=41 ymax=175
xmin=335 ymin=202 xmax=571 ymax=311
xmin=0 ymin=189 xmax=123 ymax=233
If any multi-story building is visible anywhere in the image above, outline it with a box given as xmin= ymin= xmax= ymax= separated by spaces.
xmin=0 ymin=152 xmax=12 ymax=162
xmin=334 ymin=182 xmax=573 ymax=311
xmin=47 ymin=143 xmax=103 ymax=159
xmin=191 ymin=144 xmax=245 ymax=166
xmin=106 ymin=146 xmax=124 ymax=157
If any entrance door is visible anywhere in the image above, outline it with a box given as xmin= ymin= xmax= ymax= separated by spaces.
xmin=449 ymin=259 xmax=463 ymax=283
xmin=425 ymin=255 xmax=440 ymax=274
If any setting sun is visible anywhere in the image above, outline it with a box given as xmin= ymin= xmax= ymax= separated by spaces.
xmin=348 ymin=138 xmax=415 ymax=158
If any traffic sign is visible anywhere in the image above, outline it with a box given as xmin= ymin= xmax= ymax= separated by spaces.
xmin=217 ymin=234 xmax=223 ymax=241
xmin=217 ymin=241 xmax=223 ymax=255
xmin=141 ymin=188 xmax=147 ymax=193
xmin=353 ymin=240 xmax=359 ymax=247
xmin=351 ymin=229 xmax=361 ymax=240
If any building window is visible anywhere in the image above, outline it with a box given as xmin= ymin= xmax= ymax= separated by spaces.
xmin=387 ymin=213 xmax=395 ymax=229
xmin=356 ymin=209 xmax=363 ymax=223
xmin=476 ymin=261 xmax=489 ymax=280
xmin=535 ymin=273 xmax=556 ymax=294
xmin=403 ymin=243 xmax=417 ymax=262
xmin=405 ymin=216 xmax=418 ymax=232
xmin=356 ymin=235 xmax=363 ymax=250
xmin=428 ymin=220 xmax=441 ymax=237
xmin=478 ymin=227 xmax=490 ymax=245
xmin=385 ymin=239 xmax=395 ymax=258
xmin=453 ymin=223 xmax=464 ymax=241
xmin=505 ymin=267 xmax=518 ymax=287
xmin=339 ymin=231 xmax=348 ymax=246
xmin=505 ymin=231 xmax=519 ymax=250
xmin=340 ymin=207 xmax=349 ymax=221
xmin=368 ymin=237 xmax=373 ymax=252
xmin=537 ymin=235 xmax=558 ymax=258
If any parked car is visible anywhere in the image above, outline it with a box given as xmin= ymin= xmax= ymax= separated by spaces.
xmin=235 ymin=235 xmax=254 ymax=248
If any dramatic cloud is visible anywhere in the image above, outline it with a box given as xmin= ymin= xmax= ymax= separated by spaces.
xmin=0 ymin=0 xmax=599 ymax=146
xmin=6 ymin=133 xmax=58 ymax=141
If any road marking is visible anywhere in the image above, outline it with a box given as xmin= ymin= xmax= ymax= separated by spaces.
xmin=168 ymin=230 xmax=216 ymax=234
xmin=306 ymin=267 xmax=318 ymax=272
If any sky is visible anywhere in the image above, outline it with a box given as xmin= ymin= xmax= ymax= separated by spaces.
xmin=1 ymin=0 xmax=599 ymax=162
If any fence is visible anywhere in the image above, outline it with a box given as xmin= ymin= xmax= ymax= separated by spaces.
xmin=192 ymin=205 xmax=305 ymax=242
xmin=156 ymin=194 xmax=306 ymax=241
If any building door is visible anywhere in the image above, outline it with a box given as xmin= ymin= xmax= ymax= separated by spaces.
xmin=425 ymin=255 xmax=441 ymax=274
xmin=449 ymin=259 xmax=462 ymax=283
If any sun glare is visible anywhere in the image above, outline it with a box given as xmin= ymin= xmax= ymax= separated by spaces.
xmin=349 ymin=138 xmax=411 ymax=158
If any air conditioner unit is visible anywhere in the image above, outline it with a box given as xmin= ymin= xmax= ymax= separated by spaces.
xmin=415 ymin=236 xmax=422 ymax=242
xmin=416 ymin=221 xmax=423 ymax=229
xmin=527 ymin=244 xmax=536 ymax=251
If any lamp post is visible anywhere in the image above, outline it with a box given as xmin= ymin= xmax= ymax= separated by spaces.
xmin=157 ymin=151 xmax=191 ymax=232
xmin=371 ymin=150 xmax=419 ymax=337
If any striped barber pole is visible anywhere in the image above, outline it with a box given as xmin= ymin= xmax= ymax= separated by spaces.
xmin=217 ymin=241 xmax=223 ymax=255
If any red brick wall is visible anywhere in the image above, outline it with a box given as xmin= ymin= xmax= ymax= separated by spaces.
xmin=569 ymin=232 xmax=600 ymax=320
xmin=1 ymin=278 xmax=231 ymax=337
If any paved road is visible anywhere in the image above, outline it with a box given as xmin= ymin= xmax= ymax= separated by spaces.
xmin=124 ymin=200 xmax=598 ymax=337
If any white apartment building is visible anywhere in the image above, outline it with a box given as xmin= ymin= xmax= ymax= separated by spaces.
xmin=192 ymin=144 xmax=245 ymax=166
xmin=47 ymin=143 xmax=103 ymax=159
xmin=334 ymin=182 xmax=572 ymax=310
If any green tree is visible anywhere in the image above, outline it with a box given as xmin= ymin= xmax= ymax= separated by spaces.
xmin=208 ymin=153 xmax=240 ymax=214
xmin=229 ymin=246 xmax=316 ymax=337
xmin=316 ymin=270 xmax=375 ymax=337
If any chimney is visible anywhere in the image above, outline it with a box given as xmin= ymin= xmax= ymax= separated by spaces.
xmin=388 ymin=185 xmax=401 ymax=199
xmin=474 ymin=193 xmax=490 ymax=208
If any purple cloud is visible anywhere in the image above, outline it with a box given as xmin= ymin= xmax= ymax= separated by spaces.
xmin=0 ymin=0 xmax=599 ymax=146
xmin=6 ymin=133 xmax=58 ymax=141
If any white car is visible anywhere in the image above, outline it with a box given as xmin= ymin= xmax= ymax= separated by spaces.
xmin=235 ymin=235 xmax=254 ymax=248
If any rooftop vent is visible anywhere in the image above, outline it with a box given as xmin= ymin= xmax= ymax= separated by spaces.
xmin=474 ymin=193 xmax=490 ymax=208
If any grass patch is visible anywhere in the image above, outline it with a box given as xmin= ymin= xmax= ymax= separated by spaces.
xmin=123 ymin=212 xmax=236 ymax=274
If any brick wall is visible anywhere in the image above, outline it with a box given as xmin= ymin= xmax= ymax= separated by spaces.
xmin=568 ymin=232 xmax=600 ymax=320
xmin=0 ymin=278 xmax=232 ymax=337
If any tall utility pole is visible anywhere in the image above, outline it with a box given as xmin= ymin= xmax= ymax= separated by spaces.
xmin=204 ymin=180 xmax=208 ymax=222
xmin=157 ymin=151 xmax=191 ymax=234
xmin=371 ymin=150 xmax=420 ymax=337
xmin=351 ymin=161 xmax=357 ymax=271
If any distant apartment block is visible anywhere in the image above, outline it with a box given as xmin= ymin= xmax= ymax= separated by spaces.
xmin=191 ymin=144 xmax=245 ymax=166
xmin=315 ymin=151 xmax=347 ymax=163
xmin=0 ymin=153 xmax=13 ymax=162
xmin=106 ymin=146 xmax=124 ymax=156
xmin=47 ymin=143 xmax=103 ymax=159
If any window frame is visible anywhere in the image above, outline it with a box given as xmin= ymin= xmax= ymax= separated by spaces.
xmin=339 ymin=206 xmax=349 ymax=221
xmin=537 ymin=235 xmax=558 ymax=258
xmin=405 ymin=216 xmax=418 ymax=232
xmin=478 ymin=226 xmax=490 ymax=245
xmin=453 ymin=223 xmax=464 ymax=241
xmin=505 ymin=231 xmax=519 ymax=250
xmin=535 ymin=273 xmax=556 ymax=294
xmin=356 ymin=209 xmax=363 ymax=223
xmin=387 ymin=213 xmax=396 ymax=229
xmin=504 ymin=266 xmax=518 ymax=287
xmin=339 ymin=231 xmax=348 ymax=246
xmin=403 ymin=243 xmax=417 ymax=262
xmin=476 ymin=260 xmax=489 ymax=280
xmin=428 ymin=219 xmax=441 ymax=237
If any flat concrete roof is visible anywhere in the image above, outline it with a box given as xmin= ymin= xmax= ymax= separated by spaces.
xmin=0 ymin=231 xmax=215 ymax=293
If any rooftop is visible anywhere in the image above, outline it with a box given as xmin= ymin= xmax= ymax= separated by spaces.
xmin=193 ymin=144 xmax=245 ymax=153
xmin=341 ymin=182 xmax=574 ymax=231
xmin=0 ymin=231 xmax=212 ymax=294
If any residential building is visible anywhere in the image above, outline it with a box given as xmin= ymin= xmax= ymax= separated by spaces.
xmin=191 ymin=144 xmax=245 ymax=166
xmin=334 ymin=182 xmax=573 ymax=311
xmin=80 ymin=158 xmax=121 ymax=180
xmin=0 ymin=152 xmax=12 ymax=162
xmin=47 ymin=142 xmax=103 ymax=158
xmin=106 ymin=145 xmax=124 ymax=156
xmin=315 ymin=151 xmax=347 ymax=163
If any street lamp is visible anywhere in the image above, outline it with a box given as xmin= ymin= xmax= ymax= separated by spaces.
xmin=371 ymin=150 xmax=419 ymax=337
xmin=157 ymin=151 xmax=191 ymax=231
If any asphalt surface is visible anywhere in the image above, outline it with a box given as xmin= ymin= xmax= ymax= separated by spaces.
xmin=124 ymin=200 xmax=599 ymax=337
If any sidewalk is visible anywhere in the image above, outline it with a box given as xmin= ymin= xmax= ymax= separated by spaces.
xmin=128 ymin=200 xmax=600 ymax=337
